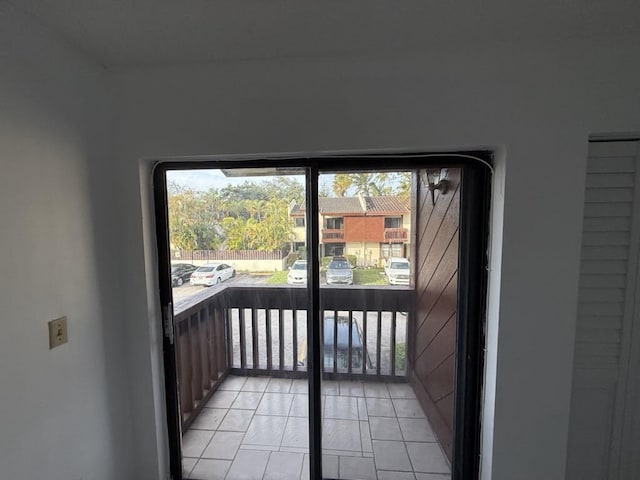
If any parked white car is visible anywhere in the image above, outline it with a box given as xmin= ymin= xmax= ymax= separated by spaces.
xmin=190 ymin=263 xmax=235 ymax=287
xmin=287 ymin=260 xmax=308 ymax=285
xmin=385 ymin=257 xmax=410 ymax=286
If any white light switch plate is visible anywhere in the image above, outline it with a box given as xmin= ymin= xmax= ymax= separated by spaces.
xmin=48 ymin=316 xmax=68 ymax=349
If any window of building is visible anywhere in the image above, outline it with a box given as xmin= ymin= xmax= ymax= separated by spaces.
xmin=325 ymin=217 xmax=343 ymax=229
xmin=384 ymin=216 xmax=402 ymax=228
xmin=382 ymin=243 xmax=403 ymax=258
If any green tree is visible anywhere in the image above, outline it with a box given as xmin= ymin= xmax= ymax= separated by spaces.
xmin=369 ymin=173 xmax=392 ymax=195
xmin=349 ymin=173 xmax=391 ymax=196
xmin=395 ymin=172 xmax=412 ymax=198
xmin=169 ymin=176 xmax=301 ymax=252
xmin=220 ymin=198 xmax=293 ymax=251
xmin=168 ymin=188 xmax=221 ymax=250
xmin=349 ymin=173 xmax=371 ymax=195
xmin=261 ymin=199 xmax=294 ymax=250
xmin=262 ymin=177 xmax=305 ymax=205
xmin=245 ymin=199 xmax=266 ymax=221
xmin=332 ymin=174 xmax=352 ymax=196
xmin=319 ymin=178 xmax=332 ymax=197
xmin=221 ymin=217 xmax=249 ymax=250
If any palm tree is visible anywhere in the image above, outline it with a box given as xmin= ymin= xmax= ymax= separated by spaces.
xmin=349 ymin=173 xmax=372 ymax=195
xmin=245 ymin=199 xmax=266 ymax=221
xmin=332 ymin=174 xmax=352 ymax=197
xmin=396 ymin=172 xmax=412 ymax=198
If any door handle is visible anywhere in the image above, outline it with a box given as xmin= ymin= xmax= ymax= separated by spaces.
xmin=163 ymin=303 xmax=175 ymax=345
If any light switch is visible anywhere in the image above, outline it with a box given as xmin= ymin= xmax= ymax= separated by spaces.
xmin=48 ymin=316 xmax=68 ymax=349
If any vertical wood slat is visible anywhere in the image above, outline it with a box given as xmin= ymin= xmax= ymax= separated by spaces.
xmin=266 ymin=309 xmax=273 ymax=371
xmin=213 ymin=304 xmax=220 ymax=381
xmin=376 ymin=311 xmax=382 ymax=376
xmin=208 ymin=304 xmax=218 ymax=383
xmin=362 ymin=311 xmax=368 ymax=375
xmin=223 ymin=307 xmax=231 ymax=373
xmin=239 ymin=308 xmax=247 ymax=369
xmin=200 ymin=309 xmax=210 ymax=392
xmin=292 ymin=310 xmax=298 ymax=371
xmin=348 ymin=311 xmax=353 ymax=374
xmin=179 ymin=320 xmax=193 ymax=415
xmin=333 ymin=310 xmax=338 ymax=373
xmin=279 ymin=309 xmax=285 ymax=370
xmin=390 ymin=311 xmax=397 ymax=376
xmin=191 ymin=314 xmax=203 ymax=402
xmin=252 ymin=308 xmax=259 ymax=369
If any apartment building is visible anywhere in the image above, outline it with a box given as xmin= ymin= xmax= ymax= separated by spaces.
xmin=290 ymin=195 xmax=410 ymax=266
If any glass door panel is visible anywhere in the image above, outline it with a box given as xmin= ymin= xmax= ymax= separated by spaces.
xmin=164 ymin=167 xmax=311 ymax=480
xmin=316 ymin=170 xmax=438 ymax=480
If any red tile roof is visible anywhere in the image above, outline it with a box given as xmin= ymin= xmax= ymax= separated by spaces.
xmin=292 ymin=195 xmax=409 ymax=215
xmin=365 ymin=196 xmax=409 ymax=213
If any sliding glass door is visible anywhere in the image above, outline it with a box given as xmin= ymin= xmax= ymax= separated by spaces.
xmin=154 ymin=155 xmax=490 ymax=480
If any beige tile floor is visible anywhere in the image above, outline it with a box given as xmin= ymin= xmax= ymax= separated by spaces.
xmin=183 ymin=375 xmax=451 ymax=480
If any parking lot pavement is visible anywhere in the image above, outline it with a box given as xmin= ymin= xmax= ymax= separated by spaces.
xmin=171 ymin=273 xmax=268 ymax=302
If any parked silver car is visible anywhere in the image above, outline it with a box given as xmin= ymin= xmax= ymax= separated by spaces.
xmin=326 ymin=258 xmax=353 ymax=285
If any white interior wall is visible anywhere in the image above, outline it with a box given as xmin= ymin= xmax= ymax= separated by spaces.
xmin=0 ymin=5 xmax=132 ymax=480
xmin=2 ymin=3 xmax=639 ymax=479
xmin=111 ymin=35 xmax=640 ymax=480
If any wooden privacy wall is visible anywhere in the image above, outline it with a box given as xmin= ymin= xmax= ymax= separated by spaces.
xmin=410 ymin=168 xmax=460 ymax=461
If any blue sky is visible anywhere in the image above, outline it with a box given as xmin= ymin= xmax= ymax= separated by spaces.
xmin=167 ymin=169 xmax=331 ymax=192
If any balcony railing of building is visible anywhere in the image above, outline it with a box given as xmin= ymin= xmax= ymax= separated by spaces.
xmin=173 ymin=284 xmax=413 ymax=429
xmin=384 ymin=227 xmax=409 ymax=242
xmin=321 ymin=228 xmax=345 ymax=242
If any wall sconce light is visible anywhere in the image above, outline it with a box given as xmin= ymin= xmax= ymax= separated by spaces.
xmin=420 ymin=169 xmax=448 ymax=206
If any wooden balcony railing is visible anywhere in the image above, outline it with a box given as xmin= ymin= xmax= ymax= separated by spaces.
xmin=173 ymin=284 xmax=414 ymax=427
xmin=384 ymin=227 xmax=409 ymax=241
xmin=321 ymin=228 xmax=345 ymax=241
xmin=174 ymin=287 xmax=230 ymax=428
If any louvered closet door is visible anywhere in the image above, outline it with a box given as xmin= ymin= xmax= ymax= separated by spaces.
xmin=567 ymin=140 xmax=640 ymax=480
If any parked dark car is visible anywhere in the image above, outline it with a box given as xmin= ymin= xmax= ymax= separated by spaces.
xmin=298 ymin=314 xmax=370 ymax=371
xmin=171 ymin=263 xmax=197 ymax=286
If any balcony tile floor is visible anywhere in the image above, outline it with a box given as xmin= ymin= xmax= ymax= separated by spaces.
xmin=183 ymin=375 xmax=450 ymax=480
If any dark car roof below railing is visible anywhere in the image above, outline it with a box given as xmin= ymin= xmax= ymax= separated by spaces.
xmin=323 ymin=315 xmax=363 ymax=349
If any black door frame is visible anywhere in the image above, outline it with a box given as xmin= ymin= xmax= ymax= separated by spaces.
xmin=153 ymin=152 xmax=491 ymax=480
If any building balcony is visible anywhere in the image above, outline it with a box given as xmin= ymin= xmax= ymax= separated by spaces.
xmin=174 ymin=285 xmax=451 ymax=479
xmin=384 ymin=228 xmax=409 ymax=242
xmin=321 ymin=228 xmax=345 ymax=242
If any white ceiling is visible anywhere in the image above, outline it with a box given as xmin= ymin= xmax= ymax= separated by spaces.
xmin=10 ymin=0 xmax=640 ymax=67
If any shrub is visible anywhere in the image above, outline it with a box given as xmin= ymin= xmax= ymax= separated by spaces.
xmin=285 ymin=252 xmax=300 ymax=268
xmin=395 ymin=343 xmax=406 ymax=371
